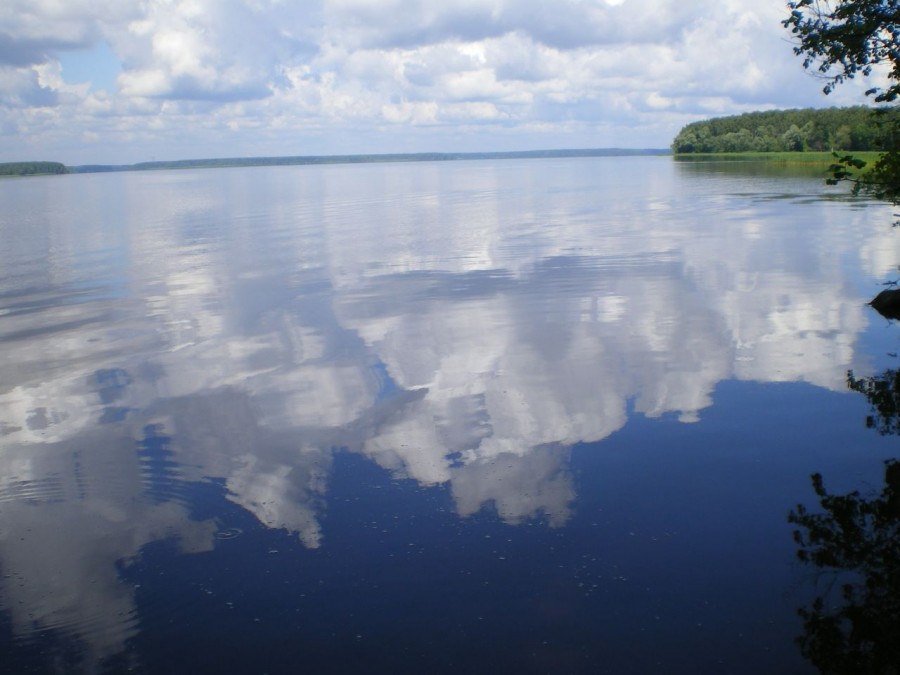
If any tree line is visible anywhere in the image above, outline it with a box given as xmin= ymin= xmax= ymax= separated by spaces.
xmin=0 ymin=161 xmax=68 ymax=176
xmin=671 ymin=106 xmax=896 ymax=154
xmin=72 ymin=148 xmax=667 ymax=173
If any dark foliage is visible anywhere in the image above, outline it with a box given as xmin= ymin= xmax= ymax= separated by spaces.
xmin=784 ymin=0 xmax=900 ymax=104
xmin=847 ymin=368 xmax=900 ymax=435
xmin=789 ymin=461 xmax=900 ymax=674
xmin=869 ymin=288 xmax=900 ymax=320
xmin=791 ymin=361 xmax=900 ymax=673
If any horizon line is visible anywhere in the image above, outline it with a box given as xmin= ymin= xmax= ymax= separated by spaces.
xmin=68 ymin=147 xmax=672 ymax=173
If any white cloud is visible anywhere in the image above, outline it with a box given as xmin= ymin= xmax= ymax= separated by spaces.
xmin=0 ymin=0 xmax=883 ymax=163
xmin=0 ymin=1 xmax=120 ymax=65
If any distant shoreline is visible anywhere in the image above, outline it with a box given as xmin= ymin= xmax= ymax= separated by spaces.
xmin=8 ymin=149 xmax=868 ymax=178
xmin=66 ymin=148 xmax=671 ymax=174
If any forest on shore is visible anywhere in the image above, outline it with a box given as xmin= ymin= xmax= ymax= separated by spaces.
xmin=0 ymin=161 xmax=68 ymax=176
xmin=672 ymin=106 xmax=895 ymax=154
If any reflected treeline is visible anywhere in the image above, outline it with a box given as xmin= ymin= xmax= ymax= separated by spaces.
xmin=789 ymin=460 xmax=900 ymax=674
xmin=848 ymin=368 xmax=900 ymax=435
xmin=674 ymin=156 xmax=836 ymax=180
xmin=791 ymin=364 xmax=900 ymax=673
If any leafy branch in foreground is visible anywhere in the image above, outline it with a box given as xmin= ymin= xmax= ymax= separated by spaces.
xmin=784 ymin=0 xmax=900 ymax=201
xmin=784 ymin=0 xmax=900 ymax=103
xmin=827 ymin=152 xmax=869 ymax=187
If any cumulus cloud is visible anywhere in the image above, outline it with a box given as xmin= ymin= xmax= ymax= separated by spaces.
xmin=0 ymin=0 xmax=880 ymax=162
xmin=0 ymin=0 xmax=120 ymax=66
xmin=323 ymin=0 xmax=702 ymax=51
xmin=114 ymin=0 xmax=320 ymax=101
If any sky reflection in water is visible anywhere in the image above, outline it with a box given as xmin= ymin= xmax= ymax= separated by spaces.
xmin=0 ymin=157 xmax=898 ymax=674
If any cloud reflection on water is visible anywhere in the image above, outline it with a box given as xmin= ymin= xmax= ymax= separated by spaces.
xmin=0 ymin=158 xmax=894 ymax=664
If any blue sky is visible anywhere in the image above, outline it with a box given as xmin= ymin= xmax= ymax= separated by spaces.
xmin=0 ymin=0 xmax=882 ymax=165
xmin=59 ymin=42 xmax=121 ymax=93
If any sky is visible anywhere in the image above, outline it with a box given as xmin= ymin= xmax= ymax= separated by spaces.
xmin=0 ymin=0 xmax=883 ymax=165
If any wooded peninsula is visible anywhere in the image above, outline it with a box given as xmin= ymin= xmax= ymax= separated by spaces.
xmin=672 ymin=106 xmax=893 ymax=154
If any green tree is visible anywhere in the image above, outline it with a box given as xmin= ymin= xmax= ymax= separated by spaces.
xmin=832 ymin=124 xmax=853 ymax=150
xmin=670 ymin=107 xmax=888 ymax=154
xmin=784 ymin=0 xmax=900 ymax=199
xmin=672 ymin=129 xmax=699 ymax=153
xmin=784 ymin=1 xmax=900 ymax=103
xmin=783 ymin=123 xmax=806 ymax=151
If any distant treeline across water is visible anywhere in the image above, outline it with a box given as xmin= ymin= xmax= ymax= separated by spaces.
xmin=70 ymin=148 xmax=668 ymax=173
xmin=0 ymin=161 xmax=68 ymax=176
xmin=672 ymin=106 xmax=895 ymax=154
xmin=0 ymin=148 xmax=669 ymax=177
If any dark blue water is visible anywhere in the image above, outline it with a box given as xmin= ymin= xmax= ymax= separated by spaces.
xmin=0 ymin=157 xmax=898 ymax=674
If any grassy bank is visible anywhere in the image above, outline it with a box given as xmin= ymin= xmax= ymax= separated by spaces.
xmin=673 ymin=151 xmax=883 ymax=166
xmin=671 ymin=150 xmax=892 ymax=181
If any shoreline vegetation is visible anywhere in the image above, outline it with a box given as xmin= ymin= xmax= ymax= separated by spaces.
xmin=71 ymin=148 xmax=668 ymax=173
xmin=0 ymin=151 xmax=883 ymax=179
xmin=673 ymin=150 xmax=883 ymax=165
xmin=0 ymin=161 xmax=69 ymax=177
xmin=1 ymin=106 xmax=892 ymax=178
xmin=672 ymin=106 xmax=892 ymax=155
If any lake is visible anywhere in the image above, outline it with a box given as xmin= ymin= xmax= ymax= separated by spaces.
xmin=1 ymin=156 xmax=898 ymax=674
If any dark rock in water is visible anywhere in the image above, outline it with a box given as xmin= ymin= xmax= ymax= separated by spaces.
xmin=869 ymin=289 xmax=900 ymax=320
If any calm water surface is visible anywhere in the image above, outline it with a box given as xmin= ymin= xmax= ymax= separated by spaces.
xmin=1 ymin=157 xmax=898 ymax=674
